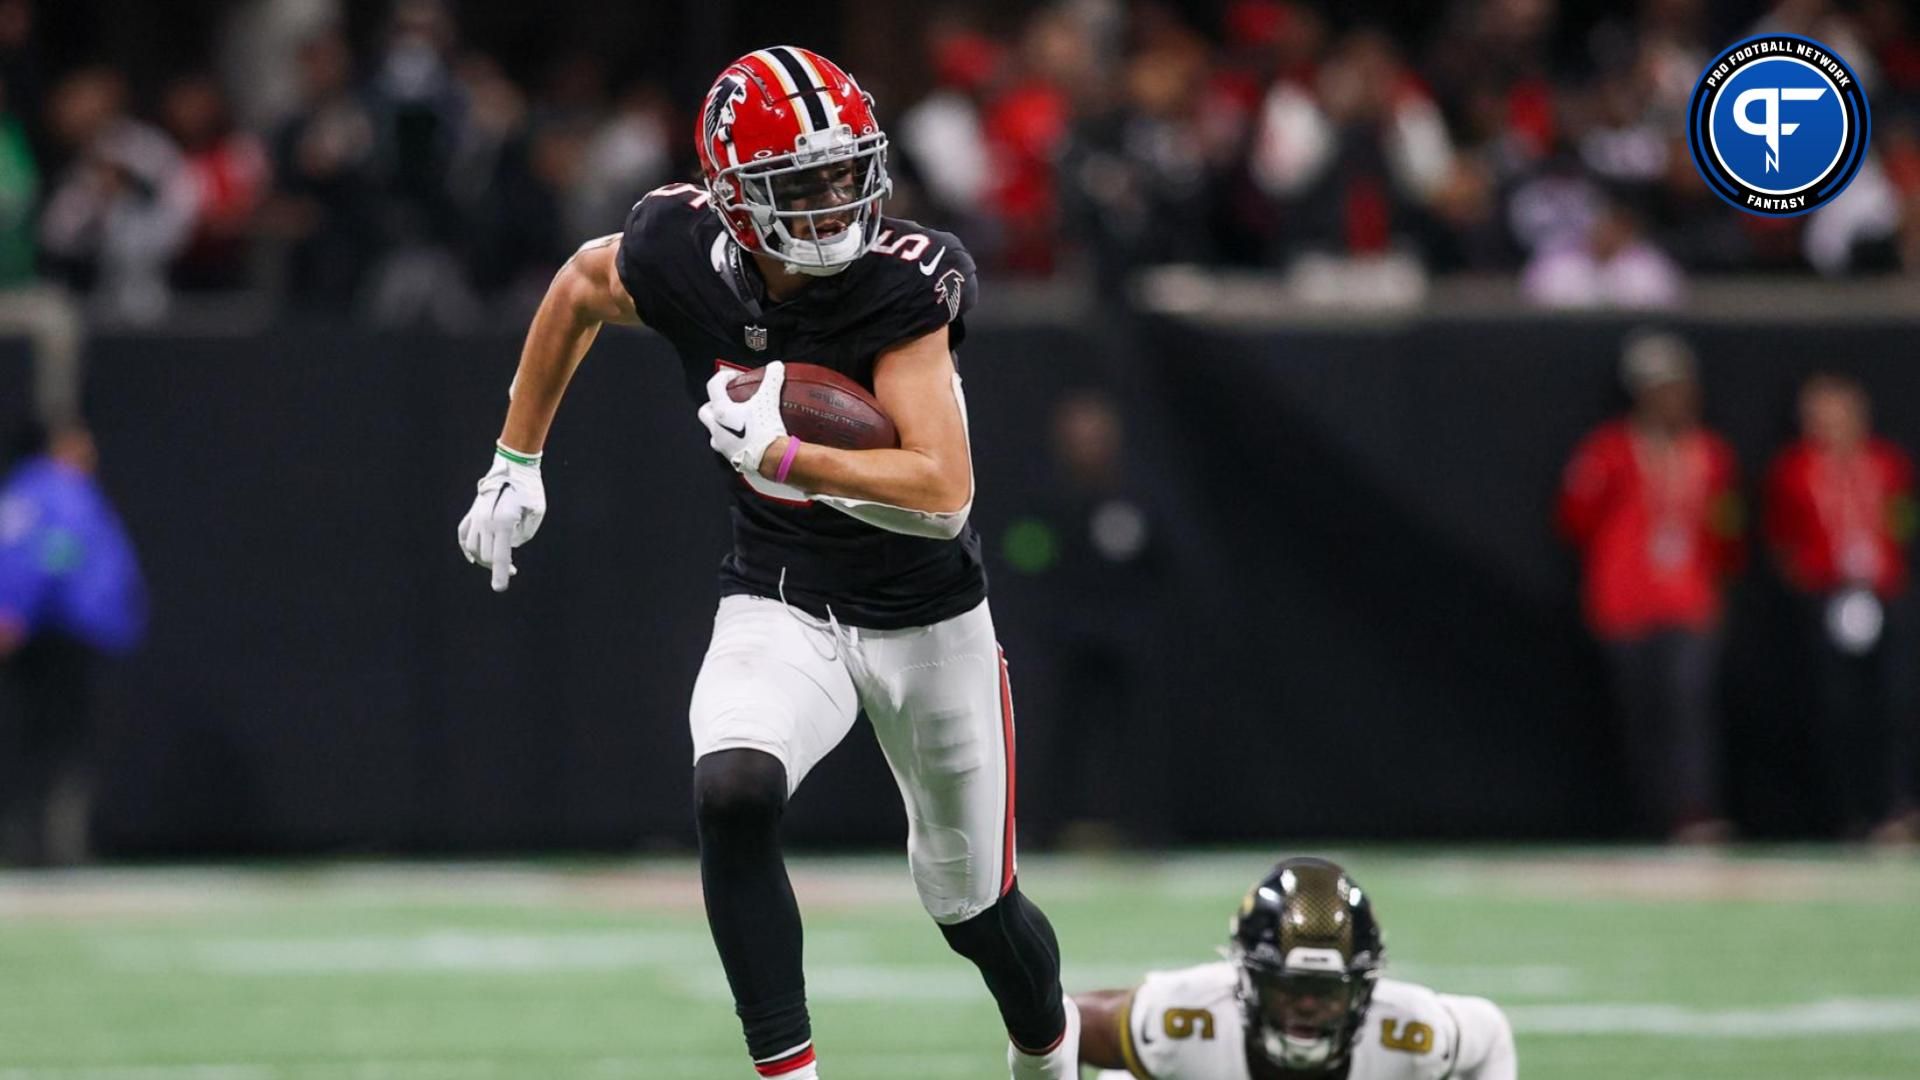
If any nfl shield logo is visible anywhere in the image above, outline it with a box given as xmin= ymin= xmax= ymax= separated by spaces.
xmin=744 ymin=325 xmax=768 ymax=351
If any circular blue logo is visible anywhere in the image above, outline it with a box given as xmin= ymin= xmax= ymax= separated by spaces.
xmin=1688 ymin=34 xmax=1869 ymax=217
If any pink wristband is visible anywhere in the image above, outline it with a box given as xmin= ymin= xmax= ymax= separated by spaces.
xmin=775 ymin=437 xmax=803 ymax=483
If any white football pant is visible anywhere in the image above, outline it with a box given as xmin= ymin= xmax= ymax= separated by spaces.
xmin=689 ymin=595 xmax=1017 ymax=924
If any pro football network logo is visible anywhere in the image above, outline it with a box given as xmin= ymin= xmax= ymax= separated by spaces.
xmin=1687 ymin=34 xmax=1869 ymax=217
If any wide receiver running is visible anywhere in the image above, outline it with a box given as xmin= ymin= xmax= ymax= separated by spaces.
xmin=1079 ymin=857 xmax=1515 ymax=1080
xmin=455 ymin=46 xmax=1077 ymax=1080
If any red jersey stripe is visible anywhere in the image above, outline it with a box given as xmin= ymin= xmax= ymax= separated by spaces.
xmin=998 ymin=646 xmax=1017 ymax=897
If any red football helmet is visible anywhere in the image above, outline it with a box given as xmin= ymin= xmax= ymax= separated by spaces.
xmin=695 ymin=47 xmax=891 ymax=276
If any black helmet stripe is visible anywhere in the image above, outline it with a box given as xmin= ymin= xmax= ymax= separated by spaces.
xmin=767 ymin=46 xmax=831 ymax=133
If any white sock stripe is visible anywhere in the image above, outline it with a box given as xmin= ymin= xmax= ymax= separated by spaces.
xmin=753 ymin=1040 xmax=813 ymax=1065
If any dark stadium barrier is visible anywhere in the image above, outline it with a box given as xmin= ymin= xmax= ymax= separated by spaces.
xmin=5 ymin=314 xmax=1918 ymax=855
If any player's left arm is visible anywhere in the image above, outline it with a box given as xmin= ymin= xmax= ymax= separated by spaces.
xmin=761 ymin=324 xmax=972 ymax=516
xmin=1438 ymin=994 xmax=1516 ymax=1080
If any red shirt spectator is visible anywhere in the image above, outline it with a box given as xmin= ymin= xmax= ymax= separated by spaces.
xmin=980 ymin=8 xmax=1091 ymax=275
xmin=1560 ymin=418 xmax=1741 ymax=638
xmin=983 ymin=78 xmax=1068 ymax=274
xmin=162 ymin=74 xmax=267 ymax=287
xmin=1558 ymin=335 xmax=1741 ymax=639
xmin=1765 ymin=375 xmax=1915 ymax=598
xmin=1768 ymin=439 xmax=1913 ymax=597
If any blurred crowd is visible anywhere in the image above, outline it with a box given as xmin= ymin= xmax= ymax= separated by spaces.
xmin=2 ymin=0 xmax=1920 ymax=324
xmin=2 ymin=0 xmax=678 ymax=326
xmin=904 ymin=0 xmax=1920 ymax=301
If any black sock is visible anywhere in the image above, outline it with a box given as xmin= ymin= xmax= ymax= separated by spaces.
xmin=695 ymin=749 xmax=811 ymax=1063
xmin=939 ymin=882 xmax=1067 ymax=1051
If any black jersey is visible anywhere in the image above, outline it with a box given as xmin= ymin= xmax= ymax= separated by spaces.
xmin=615 ymin=183 xmax=986 ymax=630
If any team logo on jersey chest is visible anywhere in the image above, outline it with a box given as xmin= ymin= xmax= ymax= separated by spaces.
xmin=744 ymin=325 xmax=768 ymax=351
xmin=1686 ymin=34 xmax=1869 ymax=216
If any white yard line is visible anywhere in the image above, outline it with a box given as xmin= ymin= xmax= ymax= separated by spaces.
xmin=90 ymin=927 xmax=886 ymax=976
xmin=0 ymin=1052 xmax=983 ymax=1079
xmin=4 ymin=851 xmax=1916 ymax=918
xmin=1507 ymin=997 xmax=1920 ymax=1036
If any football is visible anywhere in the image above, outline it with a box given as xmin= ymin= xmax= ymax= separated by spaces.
xmin=728 ymin=363 xmax=900 ymax=451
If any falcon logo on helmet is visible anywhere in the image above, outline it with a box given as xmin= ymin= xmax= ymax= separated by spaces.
xmin=694 ymin=46 xmax=892 ymax=277
xmin=703 ymin=73 xmax=748 ymax=148
xmin=1229 ymin=857 xmax=1384 ymax=1072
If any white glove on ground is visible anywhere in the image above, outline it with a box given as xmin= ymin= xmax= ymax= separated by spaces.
xmin=456 ymin=444 xmax=547 ymax=592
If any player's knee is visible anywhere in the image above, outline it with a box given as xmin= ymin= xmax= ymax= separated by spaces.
xmin=939 ymin=883 xmax=1066 ymax=1048
xmin=938 ymin=883 xmax=1057 ymax=963
xmin=693 ymin=748 xmax=788 ymax=835
xmin=908 ymin=825 xmax=979 ymax=924
xmin=939 ymin=900 xmax=999 ymax=959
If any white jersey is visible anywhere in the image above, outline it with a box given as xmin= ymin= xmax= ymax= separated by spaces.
xmin=1093 ymin=963 xmax=1515 ymax=1080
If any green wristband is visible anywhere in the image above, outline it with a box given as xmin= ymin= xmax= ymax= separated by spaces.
xmin=495 ymin=443 xmax=542 ymax=467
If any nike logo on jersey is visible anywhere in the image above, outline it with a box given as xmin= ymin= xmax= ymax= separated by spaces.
xmin=918 ymin=247 xmax=946 ymax=275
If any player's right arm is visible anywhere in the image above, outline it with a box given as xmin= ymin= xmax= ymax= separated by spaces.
xmin=456 ymin=235 xmax=643 ymax=592
xmin=498 ymin=235 xmax=642 ymax=452
xmin=1074 ymin=988 xmax=1152 ymax=1077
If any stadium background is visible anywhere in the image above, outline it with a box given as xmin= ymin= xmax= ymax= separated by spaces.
xmin=1 ymin=0 xmax=1918 ymax=1076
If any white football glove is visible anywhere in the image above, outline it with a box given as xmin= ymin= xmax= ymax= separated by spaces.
xmin=698 ymin=361 xmax=788 ymax=477
xmin=456 ymin=445 xmax=547 ymax=592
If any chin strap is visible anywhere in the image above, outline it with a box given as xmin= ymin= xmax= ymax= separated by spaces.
xmin=786 ymin=260 xmax=854 ymax=278
xmin=780 ymin=228 xmax=864 ymax=276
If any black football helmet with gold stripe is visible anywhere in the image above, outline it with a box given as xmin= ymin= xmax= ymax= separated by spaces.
xmin=1228 ymin=857 xmax=1384 ymax=1072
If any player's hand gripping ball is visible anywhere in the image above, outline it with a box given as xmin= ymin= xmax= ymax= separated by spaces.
xmin=727 ymin=363 xmax=900 ymax=452
xmin=699 ymin=361 xmax=808 ymax=502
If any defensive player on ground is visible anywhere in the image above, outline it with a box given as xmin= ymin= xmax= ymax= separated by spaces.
xmin=1078 ymin=858 xmax=1515 ymax=1080
xmin=454 ymin=46 xmax=1077 ymax=1080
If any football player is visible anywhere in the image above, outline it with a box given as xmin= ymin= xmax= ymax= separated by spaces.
xmin=1078 ymin=857 xmax=1515 ymax=1080
xmin=455 ymin=47 xmax=1077 ymax=1080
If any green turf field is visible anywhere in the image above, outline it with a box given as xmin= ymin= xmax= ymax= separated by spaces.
xmin=1 ymin=849 xmax=1916 ymax=1078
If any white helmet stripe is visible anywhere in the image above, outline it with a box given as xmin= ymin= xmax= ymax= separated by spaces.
xmin=764 ymin=46 xmax=831 ymax=133
xmin=787 ymin=48 xmax=842 ymax=130
xmin=750 ymin=49 xmax=811 ymax=134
